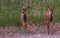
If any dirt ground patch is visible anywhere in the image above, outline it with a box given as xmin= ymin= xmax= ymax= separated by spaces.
xmin=0 ymin=23 xmax=60 ymax=38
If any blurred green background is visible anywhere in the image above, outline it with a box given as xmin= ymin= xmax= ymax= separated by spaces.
xmin=0 ymin=0 xmax=60 ymax=26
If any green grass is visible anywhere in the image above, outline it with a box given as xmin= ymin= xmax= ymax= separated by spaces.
xmin=0 ymin=0 xmax=60 ymax=26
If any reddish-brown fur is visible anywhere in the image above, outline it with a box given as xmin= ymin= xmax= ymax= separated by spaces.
xmin=20 ymin=7 xmax=28 ymax=29
xmin=44 ymin=6 xmax=54 ymax=35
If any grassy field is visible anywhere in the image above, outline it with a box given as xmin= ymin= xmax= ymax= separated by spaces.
xmin=0 ymin=0 xmax=60 ymax=26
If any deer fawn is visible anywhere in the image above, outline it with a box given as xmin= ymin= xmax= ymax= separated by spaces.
xmin=44 ymin=6 xmax=54 ymax=35
xmin=20 ymin=7 xmax=28 ymax=29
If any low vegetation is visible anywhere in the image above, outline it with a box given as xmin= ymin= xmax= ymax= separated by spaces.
xmin=0 ymin=0 xmax=60 ymax=26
